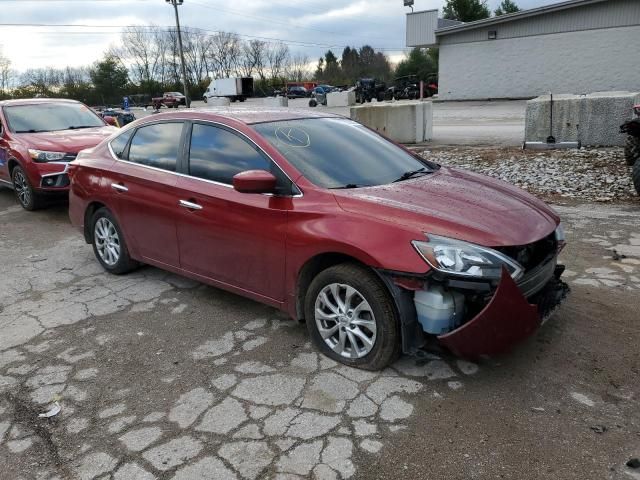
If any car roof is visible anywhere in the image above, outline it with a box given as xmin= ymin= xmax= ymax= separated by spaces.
xmin=142 ymin=107 xmax=345 ymax=125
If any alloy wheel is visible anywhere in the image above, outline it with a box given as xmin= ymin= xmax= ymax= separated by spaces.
xmin=13 ymin=170 xmax=31 ymax=207
xmin=94 ymin=217 xmax=121 ymax=266
xmin=314 ymin=283 xmax=377 ymax=359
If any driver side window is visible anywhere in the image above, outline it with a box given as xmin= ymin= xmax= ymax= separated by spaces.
xmin=188 ymin=124 xmax=270 ymax=185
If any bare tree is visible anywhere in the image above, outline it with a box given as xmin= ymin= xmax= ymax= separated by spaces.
xmin=182 ymin=30 xmax=214 ymax=85
xmin=285 ymin=53 xmax=311 ymax=82
xmin=21 ymin=67 xmax=62 ymax=95
xmin=0 ymin=47 xmax=12 ymax=95
xmin=239 ymin=40 xmax=267 ymax=80
xmin=113 ymin=26 xmax=164 ymax=91
xmin=209 ymin=32 xmax=242 ymax=78
xmin=266 ymin=42 xmax=289 ymax=82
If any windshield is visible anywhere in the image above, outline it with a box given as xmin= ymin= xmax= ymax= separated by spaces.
xmin=253 ymin=118 xmax=438 ymax=189
xmin=4 ymin=103 xmax=105 ymax=133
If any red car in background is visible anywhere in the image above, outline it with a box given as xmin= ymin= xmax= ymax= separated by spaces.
xmin=0 ymin=98 xmax=117 ymax=210
xmin=68 ymin=109 xmax=568 ymax=370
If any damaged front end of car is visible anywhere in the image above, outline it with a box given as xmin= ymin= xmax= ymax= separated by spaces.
xmin=377 ymin=227 xmax=570 ymax=359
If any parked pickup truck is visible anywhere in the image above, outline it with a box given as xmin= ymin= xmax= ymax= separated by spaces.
xmin=151 ymin=92 xmax=188 ymax=109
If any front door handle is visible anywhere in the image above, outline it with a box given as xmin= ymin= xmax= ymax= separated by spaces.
xmin=111 ymin=183 xmax=128 ymax=192
xmin=179 ymin=199 xmax=203 ymax=211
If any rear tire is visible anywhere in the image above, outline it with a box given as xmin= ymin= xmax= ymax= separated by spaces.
xmin=633 ymin=159 xmax=640 ymax=195
xmin=12 ymin=166 xmax=43 ymax=211
xmin=90 ymin=207 xmax=138 ymax=274
xmin=624 ymin=135 xmax=640 ymax=166
xmin=305 ymin=263 xmax=401 ymax=371
xmin=203 ymin=97 xmax=208 ymax=103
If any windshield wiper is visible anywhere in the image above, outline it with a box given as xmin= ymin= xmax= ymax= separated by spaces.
xmin=393 ymin=167 xmax=430 ymax=183
xmin=15 ymin=129 xmax=49 ymax=133
xmin=68 ymin=125 xmax=97 ymax=130
xmin=330 ymin=184 xmax=371 ymax=190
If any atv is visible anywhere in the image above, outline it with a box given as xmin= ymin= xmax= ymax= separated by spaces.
xmin=619 ymin=104 xmax=640 ymax=195
xmin=355 ymin=78 xmax=386 ymax=104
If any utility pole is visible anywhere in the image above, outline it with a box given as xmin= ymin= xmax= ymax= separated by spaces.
xmin=166 ymin=0 xmax=190 ymax=107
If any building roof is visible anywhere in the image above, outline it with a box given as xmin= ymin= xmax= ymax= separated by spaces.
xmin=435 ymin=0 xmax=610 ymax=36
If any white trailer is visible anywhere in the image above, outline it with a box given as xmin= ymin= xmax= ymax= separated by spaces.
xmin=203 ymin=77 xmax=254 ymax=103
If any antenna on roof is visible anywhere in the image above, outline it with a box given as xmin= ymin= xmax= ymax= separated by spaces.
xmin=404 ymin=0 xmax=414 ymax=12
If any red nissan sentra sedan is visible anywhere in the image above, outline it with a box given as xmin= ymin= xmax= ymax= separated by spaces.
xmin=0 ymin=98 xmax=117 ymax=210
xmin=68 ymin=109 xmax=568 ymax=370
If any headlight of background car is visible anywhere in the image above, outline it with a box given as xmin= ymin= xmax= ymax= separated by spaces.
xmin=28 ymin=149 xmax=67 ymax=162
xmin=412 ymin=234 xmax=524 ymax=281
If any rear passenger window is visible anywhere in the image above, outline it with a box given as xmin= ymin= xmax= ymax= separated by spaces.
xmin=109 ymin=129 xmax=133 ymax=159
xmin=128 ymin=122 xmax=183 ymax=172
xmin=189 ymin=123 xmax=270 ymax=184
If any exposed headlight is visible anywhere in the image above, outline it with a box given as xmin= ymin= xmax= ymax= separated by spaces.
xmin=412 ymin=234 xmax=524 ymax=281
xmin=28 ymin=149 xmax=66 ymax=162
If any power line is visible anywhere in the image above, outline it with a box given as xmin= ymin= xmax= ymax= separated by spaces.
xmin=0 ymin=23 xmax=410 ymax=51
xmin=188 ymin=0 xmax=394 ymax=40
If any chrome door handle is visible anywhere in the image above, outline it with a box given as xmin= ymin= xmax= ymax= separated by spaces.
xmin=179 ymin=200 xmax=203 ymax=210
xmin=111 ymin=183 xmax=128 ymax=192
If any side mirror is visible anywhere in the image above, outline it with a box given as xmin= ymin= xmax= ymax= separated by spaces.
xmin=103 ymin=116 xmax=118 ymax=127
xmin=233 ymin=170 xmax=277 ymax=194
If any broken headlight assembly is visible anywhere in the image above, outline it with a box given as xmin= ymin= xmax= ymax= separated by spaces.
xmin=28 ymin=149 xmax=67 ymax=162
xmin=412 ymin=234 xmax=525 ymax=281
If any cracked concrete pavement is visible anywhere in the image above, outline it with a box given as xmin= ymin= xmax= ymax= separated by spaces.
xmin=0 ymin=188 xmax=639 ymax=480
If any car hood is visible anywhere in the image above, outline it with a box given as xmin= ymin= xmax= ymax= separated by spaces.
xmin=333 ymin=167 xmax=560 ymax=247
xmin=15 ymin=126 xmax=117 ymax=153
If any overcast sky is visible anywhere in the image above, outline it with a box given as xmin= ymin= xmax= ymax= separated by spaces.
xmin=1 ymin=0 xmax=552 ymax=72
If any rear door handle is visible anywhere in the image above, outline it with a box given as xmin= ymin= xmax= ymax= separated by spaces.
xmin=111 ymin=183 xmax=128 ymax=192
xmin=179 ymin=199 xmax=203 ymax=211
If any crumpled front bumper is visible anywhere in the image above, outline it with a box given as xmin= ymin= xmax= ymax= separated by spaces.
xmin=437 ymin=267 xmax=569 ymax=359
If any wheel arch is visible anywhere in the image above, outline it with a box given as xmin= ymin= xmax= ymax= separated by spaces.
xmin=7 ymin=157 xmax=20 ymax=176
xmin=295 ymin=252 xmax=367 ymax=322
xmin=83 ymin=201 xmax=107 ymax=243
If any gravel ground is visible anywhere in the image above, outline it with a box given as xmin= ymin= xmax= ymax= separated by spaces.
xmin=1 ymin=190 xmax=640 ymax=480
xmin=415 ymin=146 xmax=638 ymax=203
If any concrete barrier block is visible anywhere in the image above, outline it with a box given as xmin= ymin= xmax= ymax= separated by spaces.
xmin=525 ymin=91 xmax=640 ymax=147
xmin=263 ymin=96 xmax=289 ymax=107
xmin=327 ymin=91 xmax=356 ymax=107
xmin=350 ymin=101 xmax=432 ymax=144
xmin=206 ymin=97 xmax=231 ymax=107
xmin=423 ymin=101 xmax=433 ymax=142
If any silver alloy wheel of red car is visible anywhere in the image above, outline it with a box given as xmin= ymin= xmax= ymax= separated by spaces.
xmin=94 ymin=217 xmax=121 ymax=266
xmin=314 ymin=283 xmax=377 ymax=358
xmin=13 ymin=169 xmax=31 ymax=207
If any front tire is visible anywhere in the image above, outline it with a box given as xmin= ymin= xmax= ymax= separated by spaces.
xmin=90 ymin=207 xmax=138 ymax=274
xmin=624 ymin=135 xmax=640 ymax=166
xmin=305 ymin=263 xmax=401 ymax=370
xmin=12 ymin=166 xmax=42 ymax=211
xmin=633 ymin=159 xmax=640 ymax=195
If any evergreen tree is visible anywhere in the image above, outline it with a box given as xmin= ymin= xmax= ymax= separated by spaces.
xmin=443 ymin=0 xmax=490 ymax=22
xmin=494 ymin=0 xmax=520 ymax=16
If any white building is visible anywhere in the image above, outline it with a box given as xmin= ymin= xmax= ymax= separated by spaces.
xmin=406 ymin=0 xmax=640 ymax=100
